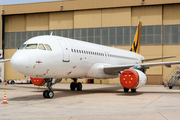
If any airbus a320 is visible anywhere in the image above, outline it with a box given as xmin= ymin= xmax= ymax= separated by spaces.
xmin=7 ymin=22 xmax=180 ymax=98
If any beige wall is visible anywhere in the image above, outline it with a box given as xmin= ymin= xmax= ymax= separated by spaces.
xmin=140 ymin=46 xmax=163 ymax=75
xmin=26 ymin=13 xmax=49 ymax=31
xmin=102 ymin=7 xmax=131 ymax=27
xmin=2 ymin=0 xmax=180 ymax=15
xmin=132 ymin=5 xmax=162 ymax=26
xmin=74 ymin=10 xmax=101 ymax=28
xmin=163 ymin=4 xmax=180 ymax=25
xmin=4 ymin=49 xmax=26 ymax=80
xmin=49 ymin=11 xmax=74 ymax=30
xmin=5 ymin=15 xmax=26 ymax=32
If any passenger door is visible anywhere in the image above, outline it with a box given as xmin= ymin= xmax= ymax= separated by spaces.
xmin=58 ymin=39 xmax=70 ymax=62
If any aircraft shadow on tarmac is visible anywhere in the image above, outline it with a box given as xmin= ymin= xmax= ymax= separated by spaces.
xmin=9 ymin=86 xmax=124 ymax=101
xmin=8 ymin=85 xmax=180 ymax=101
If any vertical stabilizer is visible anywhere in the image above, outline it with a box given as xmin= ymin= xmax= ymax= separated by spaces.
xmin=130 ymin=21 xmax=142 ymax=54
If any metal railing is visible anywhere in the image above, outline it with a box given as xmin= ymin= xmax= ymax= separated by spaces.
xmin=164 ymin=66 xmax=180 ymax=89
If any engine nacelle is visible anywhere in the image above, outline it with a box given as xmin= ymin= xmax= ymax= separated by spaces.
xmin=30 ymin=77 xmax=45 ymax=86
xmin=120 ymin=69 xmax=147 ymax=89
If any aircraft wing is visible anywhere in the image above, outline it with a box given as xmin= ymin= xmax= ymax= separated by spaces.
xmin=0 ymin=59 xmax=11 ymax=62
xmin=104 ymin=61 xmax=180 ymax=74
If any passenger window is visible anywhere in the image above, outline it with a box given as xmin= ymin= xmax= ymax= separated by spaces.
xmin=74 ymin=49 xmax=76 ymax=53
xmin=20 ymin=44 xmax=26 ymax=49
xmin=25 ymin=44 xmax=37 ymax=49
xmin=38 ymin=44 xmax=46 ymax=50
xmin=45 ymin=44 xmax=52 ymax=51
xmin=71 ymin=49 xmax=73 ymax=52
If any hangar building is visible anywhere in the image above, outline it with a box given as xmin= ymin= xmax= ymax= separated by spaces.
xmin=0 ymin=0 xmax=180 ymax=85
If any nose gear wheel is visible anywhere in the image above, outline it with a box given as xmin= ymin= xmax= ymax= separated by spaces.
xmin=43 ymin=78 xmax=54 ymax=98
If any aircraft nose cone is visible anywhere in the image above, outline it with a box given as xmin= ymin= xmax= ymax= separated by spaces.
xmin=10 ymin=51 xmax=30 ymax=75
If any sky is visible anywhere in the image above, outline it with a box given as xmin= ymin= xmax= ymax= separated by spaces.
xmin=0 ymin=0 xmax=63 ymax=5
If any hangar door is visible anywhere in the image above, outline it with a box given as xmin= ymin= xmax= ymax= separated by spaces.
xmin=58 ymin=39 xmax=70 ymax=62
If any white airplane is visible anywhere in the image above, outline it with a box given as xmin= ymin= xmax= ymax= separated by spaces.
xmin=7 ymin=21 xmax=180 ymax=98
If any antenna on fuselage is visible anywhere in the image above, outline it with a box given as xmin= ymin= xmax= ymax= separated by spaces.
xmin=50 ymin=31 xmax=53 ymax=36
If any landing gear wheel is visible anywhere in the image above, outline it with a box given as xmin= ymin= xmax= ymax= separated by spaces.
xmin=70 ymin=82 xmax=76 ymax=91
xmin=77 ymin=82 xmax=82 ymax=91
xmin=48 ymin=91 xmax=54 ymax=98
xmin=131 ymin=89 xmax=137 ymax=93
xmin=124 ymin=87 xmax=129 ymax=92
xmin=43 ymin=90 xmax=54 ymax=98
xmin=43 ymin=90 xmax=49 ymax=98
xmin=169 ymin=86 xmax=173 ymax=89
xmin=11 ymin=80 xmax=15 ymax=84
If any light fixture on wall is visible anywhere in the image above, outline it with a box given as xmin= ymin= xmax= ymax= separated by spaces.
xmin=142 ymin=0 xmax=145 ymax=4
xmin=60 ymin=5 xmax=64 ymax=10
xmin=2 ymin=10 xmax=5 ymax=14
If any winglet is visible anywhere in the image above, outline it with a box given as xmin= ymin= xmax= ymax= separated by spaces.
xmin=130 ymin=21 xmax=142 ymax=54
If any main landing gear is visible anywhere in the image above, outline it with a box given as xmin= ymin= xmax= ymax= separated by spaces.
xmin=43 ymin=78 xmax=54 ymax=98
xmin=70 ymin=78 xmax=82 ymax=91
xmin=123 ymin=87 xmax=137 ymax=93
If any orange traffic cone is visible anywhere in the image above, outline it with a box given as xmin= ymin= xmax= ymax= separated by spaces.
xmin=2 ymin=90 xmax=8 ymax=104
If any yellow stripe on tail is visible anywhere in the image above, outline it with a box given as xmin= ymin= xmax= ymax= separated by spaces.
xmin=130 ymin=21 xmax=142 ymax=54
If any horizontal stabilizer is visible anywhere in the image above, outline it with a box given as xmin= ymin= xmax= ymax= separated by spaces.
xmin=142 ymin=56 xmax=176 ymax=62
xmin=0 ymin=59 xmax=10 ymax=62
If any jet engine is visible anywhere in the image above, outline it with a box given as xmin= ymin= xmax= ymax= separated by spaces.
xmin=30 ymin=77 xmax=62 ymax=86
xmin=30 ymin=77 xmax=45 ymax=86
xmin=120 ymin=69 xmax=147 ymax=89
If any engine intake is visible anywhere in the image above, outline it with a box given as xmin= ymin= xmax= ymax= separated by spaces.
xmin=120 ymin=69 xmax=147 ymax=89
xmin=30 ymin=77 xmax=45 ymax=86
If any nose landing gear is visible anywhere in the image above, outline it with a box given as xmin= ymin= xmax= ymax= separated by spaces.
xmin=70 ymin=78 xmax=82 ymax=91
xmin=43 ymin=78 xmax=54 ymax=98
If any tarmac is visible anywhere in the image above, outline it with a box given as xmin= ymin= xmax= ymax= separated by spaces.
xmin=0 ymin=83 xmax=180 ymax=120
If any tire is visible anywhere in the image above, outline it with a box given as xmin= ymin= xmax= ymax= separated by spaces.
xmin=131 ymin=89 xmax=137 ymax=93
xmin=43 ymin=90 xmax=49 ymax=98
xmin=77 ymin=82 xmax=82 ymax=91
xmin=70 ymin=82 xmax=76 ymax=91
xmin=11 ymin=80 xmax=15 ymax=84
xmin=124 ymin=87 xmax=129 ymax=92
xmin=48 ymin=91 xmax=54 ymax=98
xmin=169 ymin=86 xmax=173 ymax=89
xmin=29 ymin=80 xmax=32 ymax=84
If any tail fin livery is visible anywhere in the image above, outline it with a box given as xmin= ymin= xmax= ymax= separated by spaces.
xmin=130 ymin=21 xmax=142 ymax=54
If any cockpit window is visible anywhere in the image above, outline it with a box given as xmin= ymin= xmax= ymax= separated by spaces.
xmin=25 ymin=44 xmax=37 ymax=49
xmin=38 ymin=44 xmax=46 ymax=50
xmin=19 ymin=44 xmax=26 ymax=49
xmin=45 ymin=44 xmax=52 ymax=51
